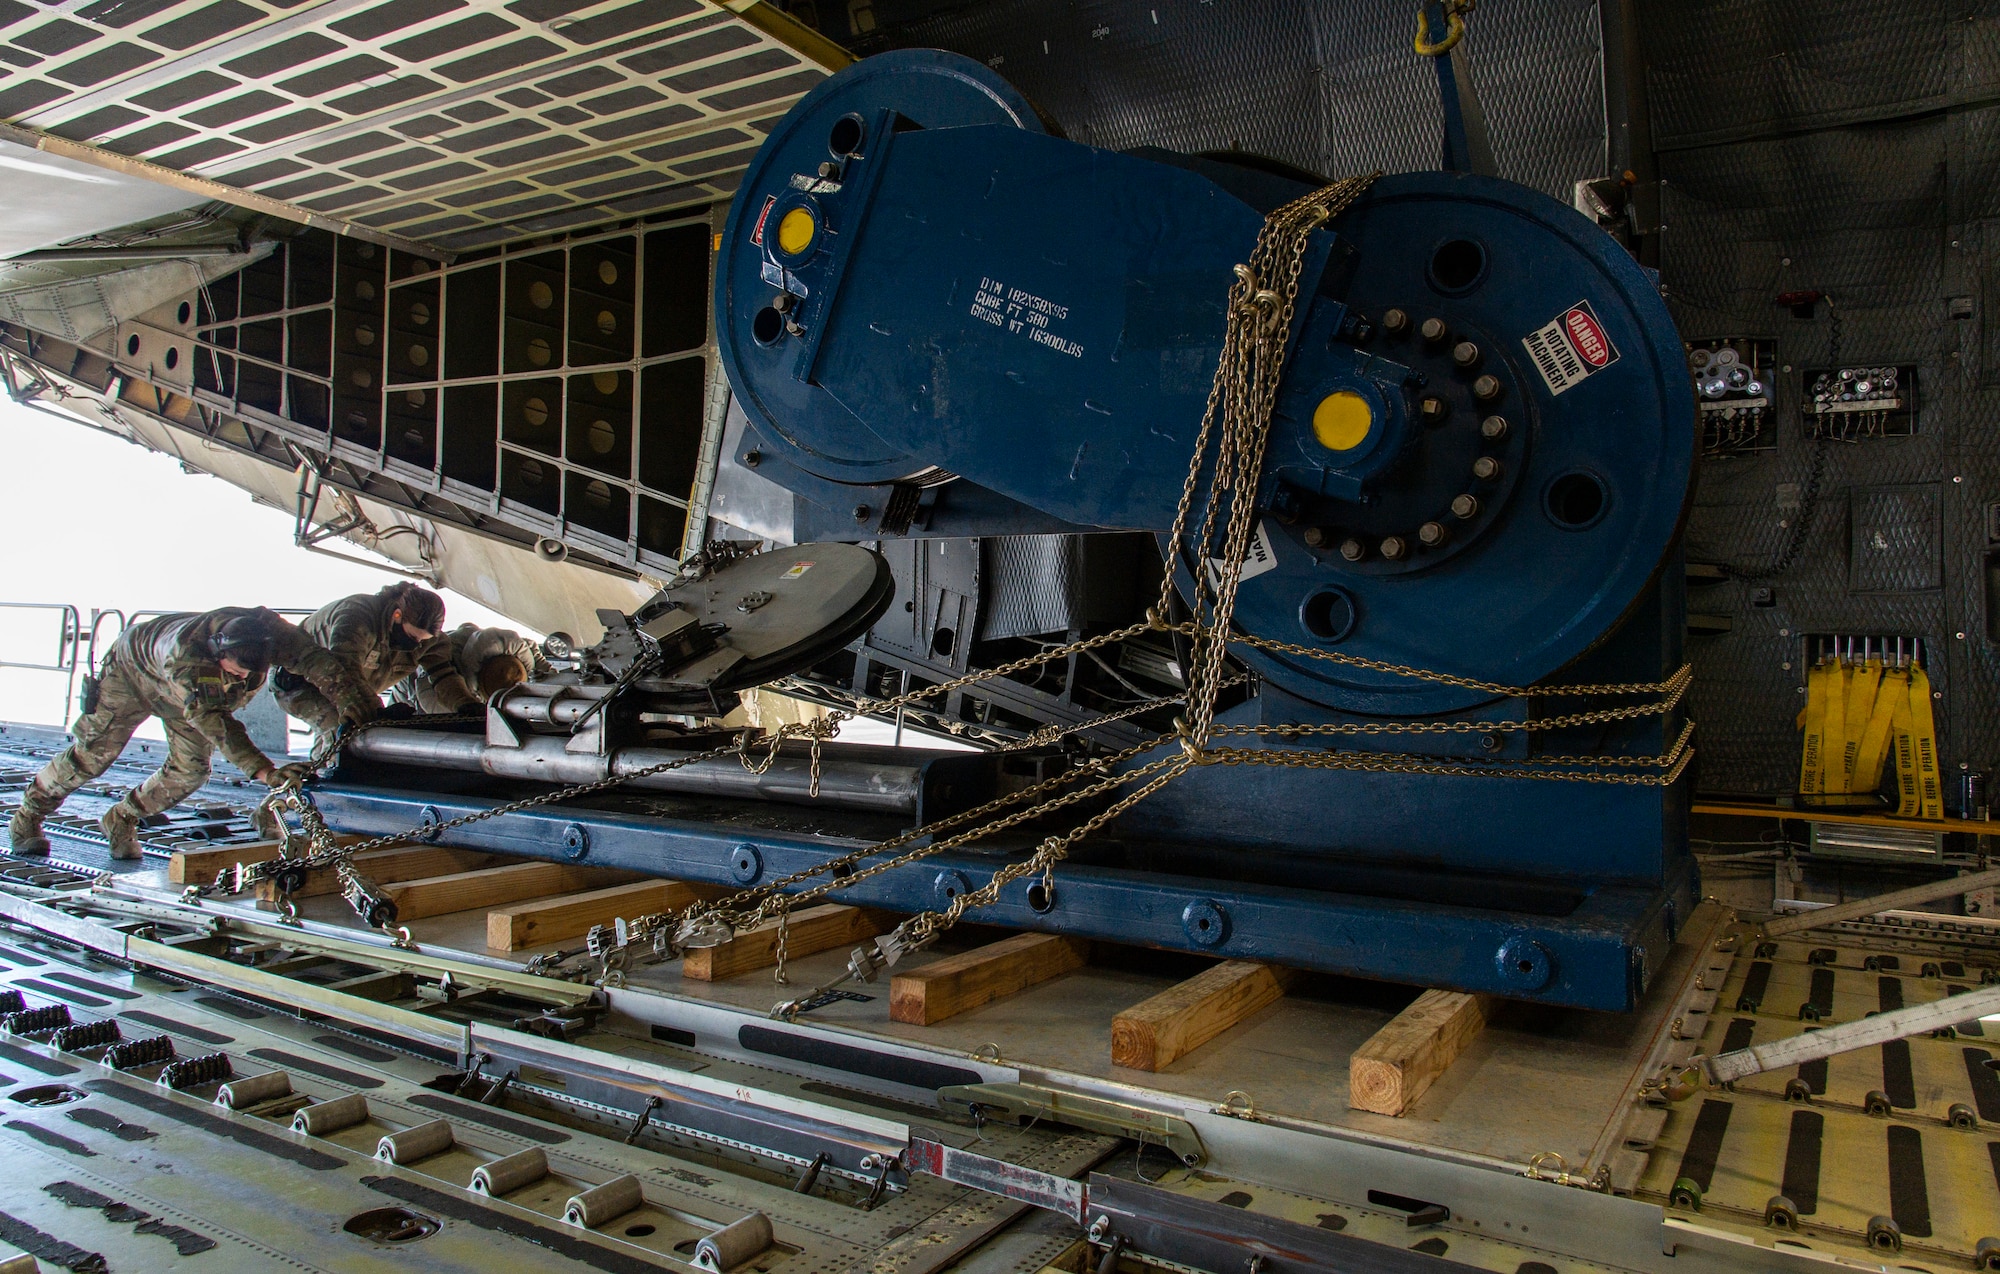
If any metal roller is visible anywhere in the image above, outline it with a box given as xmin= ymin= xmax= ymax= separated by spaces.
xmin=695 ymin=1212 xmax=775 ymax=1272
xmin=216 ymin=1070 xmax=291 ymax=1110
xmin=563 ymin=1174 xmax=644 ymax=1228
xmin=470 ymin=1146 xmax=549 ymax=1196
xmin=375 ymin=1118 xmax=454 ymax=1164
xmin=293 ymin=1093 xmax=368 ymax=1136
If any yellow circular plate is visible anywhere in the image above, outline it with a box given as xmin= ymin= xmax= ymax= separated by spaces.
xmin=1312 ymin=390 xmax=1373 ymax=452
xmin=776 ymin=207 xmax=817 ymax=255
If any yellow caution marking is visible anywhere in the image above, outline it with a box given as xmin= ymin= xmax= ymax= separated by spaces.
xmin=776 ymin=207 xmax=816 ymax=255
xmin=1312 ymin=391 xmax=1373 ymax=453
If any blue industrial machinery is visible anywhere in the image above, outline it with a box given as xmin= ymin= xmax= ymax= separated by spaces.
xmin=318 ymin=48 xmax=1696 ymax=1011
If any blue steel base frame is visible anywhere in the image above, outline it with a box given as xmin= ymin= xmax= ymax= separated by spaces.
xmin=310 ymin=784 xmax=1696 ymax=1011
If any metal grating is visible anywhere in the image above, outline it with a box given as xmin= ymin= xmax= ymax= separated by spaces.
xmin=0 ymin=0 xmax=835 ymax=252
xmin=174 ymin=214 xmax=718 ymax=566
xmin=1849 ymin=484 xmax=1943 ymax=594
xmin=852 ymin=0 xmax=1609 ymax=203
xmin=1649 ymin=0 xmax=1999 ymax=795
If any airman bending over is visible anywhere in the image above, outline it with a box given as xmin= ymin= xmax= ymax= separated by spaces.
xmin=7 ymin=608 xmax=376 ymax=860
xmin=273 ymin=584 xmax=479 ymax=738
xmin=389 ymin=623 xmax=551 ymax=713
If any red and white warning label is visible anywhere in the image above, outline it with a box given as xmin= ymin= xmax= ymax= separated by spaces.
xmin=1521 ymin=300 xmax=1620 ymax=396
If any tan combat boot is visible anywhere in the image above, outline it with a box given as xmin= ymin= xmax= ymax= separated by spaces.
xmin=8 ymin=784 xmax=56 ymax=856
xmin=100 ymin=797 xmax=146 ymax=861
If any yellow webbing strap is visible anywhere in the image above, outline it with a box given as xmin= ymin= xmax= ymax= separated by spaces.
xmin=1852 ymin=660 xmax=1897 ymax=793
xmin=1907 ymin=662 xmax=1942 ymax=819
xmin=1838 ymin=656 xmax=1881 ymax=792
xmin=1820 ymin=660 xmax=1850 ymax=794
xmin=1798 ymin=661 xmax=1831 ymax=794
xmin=1890 ymin=673 xmax=1918 ymax=816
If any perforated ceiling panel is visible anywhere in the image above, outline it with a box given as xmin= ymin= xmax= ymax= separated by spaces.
xmin=0 ymin=0 xmax=833 ymax=252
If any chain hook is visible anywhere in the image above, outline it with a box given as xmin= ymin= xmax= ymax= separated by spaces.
xmin=1414 ymin=0 xmax=1474 ymax=57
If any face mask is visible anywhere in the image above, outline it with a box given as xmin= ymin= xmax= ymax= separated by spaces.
xmin=389 ymin=625 xmax=420 ymax=651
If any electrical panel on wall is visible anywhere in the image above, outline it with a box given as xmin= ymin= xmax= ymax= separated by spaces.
xmin=1689 ymin=337 xmax=1776 ymax=455
xmin=1804 ymin=365 xmax=1915 ymax=440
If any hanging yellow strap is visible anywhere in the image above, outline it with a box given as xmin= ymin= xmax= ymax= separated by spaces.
xmin=1890 ymin=675 xmax=1919 ymax=816
xmin=1838 ymin=656 xmax=1880 ymax=792
xmin=1820 ymin=659 xmax=1850 ymax=793
xmin=1852 ymin=660 xmax=1897 ymax=793
xmin=1907 ymin=663 xmax=1942 ymax=819
xmin=1798 ymin=661 xmax=1831 ymax=795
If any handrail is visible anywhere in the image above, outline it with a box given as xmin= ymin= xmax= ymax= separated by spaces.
xmin=0 ymin=602 xmax=81 ymax=724
xmin=0 ymin=602 xmax=80 ymax=673
xmin=84 ymin=608 xmax=126 ymax=678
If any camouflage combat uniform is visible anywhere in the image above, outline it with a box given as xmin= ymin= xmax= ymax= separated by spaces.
xmin=389 ymin=624 xmax=551 ymax=712
xmin=274 ymin=586 xmax=477 ymax=734
xmin=8 ymin=609 xmax=373 ymax=857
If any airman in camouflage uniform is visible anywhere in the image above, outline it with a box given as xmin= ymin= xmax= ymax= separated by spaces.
xmin=389 ymin=623 xmax=551 ymax=713
xmin=7 ymin=608 xmax=377 ymax=860
xmin=274 ymin=584 xmax=479 ymax=736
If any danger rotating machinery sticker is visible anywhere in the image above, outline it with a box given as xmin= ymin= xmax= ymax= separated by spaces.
xmin=1521 ymin=300 xmax=1621 ymax=395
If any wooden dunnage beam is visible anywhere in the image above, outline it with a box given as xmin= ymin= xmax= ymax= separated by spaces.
xmin=889 ymin=933 xmax=1089 ymax=1026
xmin=1111 ymin=961 xmax=1298 ymax=1072
xmin=487 ymin=879 xmax=704 ymax=952
xmin=380 ymin=862 xmax=638 ymax=922
xmin=681 ymin=904 xmax=882 ymax=982
xmin=1348 ymin=989 xmax=1493 ymax=1116
xmin=169 ymin=835 xmax=366 ymax=885
xmin=250 ymin=844 xmax=501 ymax=900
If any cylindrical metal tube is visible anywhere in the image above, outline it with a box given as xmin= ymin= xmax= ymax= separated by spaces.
xmin=564 ymin=1174 xmax=644 ymax=1228
xmin=499 ymin=691 xmax=600 ymax=726
xmin=470 ymin=1146 xmax=549 ymax=1196
xmin=216 ymin=1070 xmax=291 ymax=1110
xmin=376 ymin=1118 xmax=454 ymax=1164
xmin=696 ymin=1212 xmax=775 ymax=1271
xmin=293 ymin=1093 xmax=368 ymax=1135
xmin=344 ymin=730 xmax=925 ymax=815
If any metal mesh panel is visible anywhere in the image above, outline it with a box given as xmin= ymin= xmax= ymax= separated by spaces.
xmin=979 ymin=534 xmax=1080 ymax=640
xmin=1850 ymin=485 xmax=1943 ymax=593
xmin=861 ymin=0 xmax=1608 ymax=201
xmin=0 ymin=0 xmax=829 ymax=250
xmin=1649 ymin=1 xmax=1998 ymax=795
xmin=1643 ymin=0 xmax=1951 ymax=150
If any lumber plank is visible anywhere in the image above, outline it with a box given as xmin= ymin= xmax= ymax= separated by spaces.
xmin=169 ymin=835 xmax=366 ymax=886
xmin=681 ymin=904 xmax=883 ymax=982
xmin=1110 ymin=961 xmax=1298 ymax=1072
xmin=250 ymin=843 xmax=501 ymax=900
xmin=487 ymin=879 xmax=704 ymax=952
xmin=1348 ymin=989 xmax=1492 ymax=1117
xmin=380 ymin=861 xmax=638 ymax=922
xmin=890 ymin=933 xmax=1089 ymax=1026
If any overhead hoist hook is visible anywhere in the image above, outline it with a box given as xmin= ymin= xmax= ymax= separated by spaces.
xmin=1414 ymin=0 xmax=1475 ymax=57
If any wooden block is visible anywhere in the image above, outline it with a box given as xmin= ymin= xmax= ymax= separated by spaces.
xmin=1110 ymin=961 xmax=1298 ymax=1072
xmin=681 ymin=904 xmax=882 ymax=982
xmin=1348 ymin=989 xmax=1492 ymax=1117
xmin=169 ymin=835 xmax=364 ymax=885
xmin=890 ymin=933 xmax=1089 ymax=1026
xmin=252 ymin=844 xmax=500 ymax=901
xmin=380 ymin=861 xmax=638 ymax=922
xmin=487 ymin=879 xmax=703 ymax=952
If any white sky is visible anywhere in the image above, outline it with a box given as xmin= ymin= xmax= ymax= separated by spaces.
xmin=0 ymin=397 xmax=515 ymax=738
